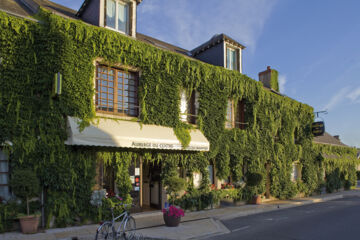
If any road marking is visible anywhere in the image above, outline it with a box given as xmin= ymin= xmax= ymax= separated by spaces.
xmin=232 ymin=225 xmax=250 ymax=232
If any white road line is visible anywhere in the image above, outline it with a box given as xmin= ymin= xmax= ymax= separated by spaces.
xmin=232 ymin=225 xmax=250 ymax=232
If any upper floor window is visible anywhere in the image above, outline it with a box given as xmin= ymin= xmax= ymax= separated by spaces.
xmin=226 ymin=47 xmax=238 ymax=71
xmin=225 ymin=99 xmax=246 ymax=129
xmin=0 ymin=149 xmax=10 ymax=201
xmin=105 ymin=0 xmax=129 ymax=34
xmin=180 ymin=90 xmax=199 ymax=124
xmin=96 ymin=65 xmax=138 ymax=117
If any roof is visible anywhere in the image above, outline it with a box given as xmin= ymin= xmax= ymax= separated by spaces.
xmin=136 ymin=33 xmax=190 ymax=56
xmin=313 ymin=132 xmax=348 ymax=147
xmin=0 ymin=0 xmax=77 ymax=19
xmin=76 ymin=0 xmax=142 ymax=17
xmin=191 ymin=33 xmax=246 ymax=57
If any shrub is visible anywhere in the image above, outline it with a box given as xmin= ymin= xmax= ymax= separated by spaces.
xmin=326 ymin=168 xmax=342 ymax=193
xmin=9 ymin=169 xmax=40 ymax=215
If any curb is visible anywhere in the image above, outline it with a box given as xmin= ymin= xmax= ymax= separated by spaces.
xmin=218 ymin=194 xmax=344 ymax=221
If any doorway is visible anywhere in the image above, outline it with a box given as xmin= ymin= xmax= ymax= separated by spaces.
xmin=142 ymin=161 xmax=162 ymax=210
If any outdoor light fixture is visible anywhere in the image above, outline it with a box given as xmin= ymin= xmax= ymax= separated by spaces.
xmin=53 ymin=72 xmax=62 ymax=96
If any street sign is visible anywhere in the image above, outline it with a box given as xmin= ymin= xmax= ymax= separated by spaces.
xmin=312 ymin=121 xmax=325 ymax=136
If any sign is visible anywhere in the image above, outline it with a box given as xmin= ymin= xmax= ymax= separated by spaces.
xmin=131 ymin=141 xmax=209 ymax=151
xmin=312 ymin=121 xmax=325 ymax=136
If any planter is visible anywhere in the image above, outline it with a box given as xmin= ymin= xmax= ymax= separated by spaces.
xmin=249 ymin=195 xmax=261 ymax=205
xmin=19 ymin=215 xmax=40 ymax=234
xmin=163 ymin=213 xmax=181 ymax=227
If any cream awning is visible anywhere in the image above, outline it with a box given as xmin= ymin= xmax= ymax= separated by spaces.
xmin=65 ymin=117 xmax=210 ymax=151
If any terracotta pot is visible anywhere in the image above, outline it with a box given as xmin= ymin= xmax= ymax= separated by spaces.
xmin=163 ymin=213 xmax=181 ymax=227
xmin=251 ymin=195 xmax=261 ymax=205
xmin=19 ymin=215 xmax=40 ymax=234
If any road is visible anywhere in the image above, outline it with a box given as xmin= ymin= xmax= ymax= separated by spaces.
xmin=208 ymin=195 xmax=360 ymax=240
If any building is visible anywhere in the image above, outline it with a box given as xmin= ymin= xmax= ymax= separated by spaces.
xmin=0 ymin=0 xmax=356 ymax=230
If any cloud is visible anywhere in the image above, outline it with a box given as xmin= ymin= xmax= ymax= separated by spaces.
xmin=137 ymin=0 xmax=279 ymax=51
xmin=278 ymin=74 xmax=286 ymax=93
xmin=347 ymin=87 xmax=360 ymax=103
xmin=323 ymin=86 xmax=360 ymax=111
xmin=323 ymin=87 xmax=350 ymax=111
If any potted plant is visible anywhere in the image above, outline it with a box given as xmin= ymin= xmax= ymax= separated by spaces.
xmin=245 ymin=172 xmax=263 ymax=204
xmin=162 ymin=205 xmax=184 ymax=227
xmin=162 ymin=176 xmax=186 ymax=226
xmin=10 ymin=169 xmax=40 ymax=234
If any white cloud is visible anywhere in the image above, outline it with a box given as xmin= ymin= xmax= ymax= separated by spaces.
xmin=347 ymin=87 xmax=360 ymax=103
xmin=323 ymin=87 xmax=350 ymax=111
xmin=137 ymin=0 xmax=279 ymax=51
xmin=278 ymin=74 xmax=286 ymax=93
xmin=323 ymin=86 xmax=360 ymax=111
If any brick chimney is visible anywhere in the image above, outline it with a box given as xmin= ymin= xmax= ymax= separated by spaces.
xmin=259 ymin=66 xmax=272 ymax=89
xmin=333 ymin=135 xmax=340 ymax=140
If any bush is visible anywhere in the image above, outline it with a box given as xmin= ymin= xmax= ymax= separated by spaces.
xmin=0 ymin=201 xmax=20 ymax=233
xmin=164 ymin=176 xmax=187 ymax=203
xmin=9 ymin=169 xmax=40 ymax=215
xmin=246 ymin=172 xmax=263 ymax=187
xmin=326 ymin=168 xmax=342 ymax=193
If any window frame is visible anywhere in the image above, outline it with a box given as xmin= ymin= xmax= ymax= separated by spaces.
xmin=226 ymin=46 xmax=238 ymax=71
xmin=95 ymin=64 xmax=139 ymax=117
xmin=226 ymin=99 xmax=246 ymax=129
xmin=104 ymin=0 xmax=130 ymax=34
xmin=0 ymin=149 xmax=10 ymax=201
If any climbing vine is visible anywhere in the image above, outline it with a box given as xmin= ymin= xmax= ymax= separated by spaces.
xmin=0 ymin=8 xmax=357 ymax=230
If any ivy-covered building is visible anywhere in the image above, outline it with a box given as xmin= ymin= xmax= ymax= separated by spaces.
xmin=0 ymin=0 xmax=358 ymax=230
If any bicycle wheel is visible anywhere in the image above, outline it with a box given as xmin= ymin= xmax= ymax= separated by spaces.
xmin=96 ymin=221 xmax=115 ymax=240
xmin=123 ymin=216 xmax=136 ymax=240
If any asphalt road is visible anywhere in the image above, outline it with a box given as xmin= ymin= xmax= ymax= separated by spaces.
xmin=208 ymin=195 xmax=360 ymax=240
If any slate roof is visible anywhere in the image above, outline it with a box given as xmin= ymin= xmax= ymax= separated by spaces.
xmin=191 ymin=33 xmax=246 ymax=57
xmin=0 ymin=0 xmax=77 ymax=19
xmin=313 ymin=132 xmax=348 ymax=147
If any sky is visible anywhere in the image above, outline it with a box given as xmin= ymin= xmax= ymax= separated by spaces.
xmin=53 ymin=0 xmax=360 ymax=148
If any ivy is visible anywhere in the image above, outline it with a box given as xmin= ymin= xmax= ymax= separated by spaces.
xmin=0 ymin=8 xmax=358 ymax=228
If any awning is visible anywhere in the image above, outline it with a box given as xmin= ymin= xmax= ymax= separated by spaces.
xmin=65 ymin=117 xmax=210 ymax=151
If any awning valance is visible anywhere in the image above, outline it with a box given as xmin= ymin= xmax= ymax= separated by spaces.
xmin=65 ymin=117 xmax=210 ymax=151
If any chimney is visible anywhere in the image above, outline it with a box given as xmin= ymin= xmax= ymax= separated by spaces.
xmin=333 ymin=135 xmax=340 ymax=140
xmin=259 ymin=66 xmax=278 ymax=91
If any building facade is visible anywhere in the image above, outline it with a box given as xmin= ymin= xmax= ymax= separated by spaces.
xmin=0 ymin=0 xmax=357 ymax=230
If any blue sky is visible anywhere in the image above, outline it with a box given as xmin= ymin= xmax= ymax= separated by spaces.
xmin=54 ymin=0 xmax=360 ymax=148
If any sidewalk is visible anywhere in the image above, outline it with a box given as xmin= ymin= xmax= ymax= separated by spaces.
xmin=1 ymin=189 xmax=359 ymax=240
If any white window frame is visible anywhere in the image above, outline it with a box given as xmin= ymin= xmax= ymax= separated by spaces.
xmin=105 ymin=0 xmax=130 ymax=35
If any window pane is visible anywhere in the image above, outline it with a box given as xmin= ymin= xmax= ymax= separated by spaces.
xmin=208 ymin=165 xmax=214 ymax=184
xmin=0 ymin=161 xmax=8 ymax=172
xmin=227 ymin=48 xmax=231 ymax=69
xmin=0 ymin=186 xmax=10 ymax=201
xmin=118 ymin=3 xmax=128 ymax=33
xmin=0 ymin=151 xmax=7 ymax=160
xmin=0 ymin=174 xmax=7 ymax=184
xmin=106 ymin=0 xmax=116 ymax=29
xmin=109 ymin=81 xmax=114 ymax=87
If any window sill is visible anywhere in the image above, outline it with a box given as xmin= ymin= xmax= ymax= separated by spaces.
xmin=96 ymin=112 xmax=139 ymax=122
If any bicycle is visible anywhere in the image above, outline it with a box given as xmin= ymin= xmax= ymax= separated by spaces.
xmin=95 ymin=197 xmax=137 ymax=240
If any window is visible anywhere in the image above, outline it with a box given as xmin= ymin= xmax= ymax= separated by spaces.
xmin=180 ymin=90 xmax=199 ymax=124
xmin=0 ymin=150 xmax=10 ymax=201
xmin=226 ymin=47 xmax=238 ymax=71
xmin=96 ymin=65 xmax=138 ymax=117
xmin=105 ymin=0 xmax=129 ymax=34
xmin=208 ymin=165 xmax=214 ymax=185
xmin=291 ymin=163 xmax=301 ymax=182
xmin=235 ymin=100 xmax=246 ymax=129
xmin=225 ymin=99 xmax=233 ymax=128
xmin=226 ymin=99 xmax=246 ymax=129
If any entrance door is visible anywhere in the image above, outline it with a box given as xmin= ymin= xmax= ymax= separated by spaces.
xmin=142 ymin=162 xmax=162 ymax=210
xmin=150 ymin=164 xmax=161 ymax=209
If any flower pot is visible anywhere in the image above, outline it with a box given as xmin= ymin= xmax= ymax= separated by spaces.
xmin=163 ymin=213 xmax=181 ymax=227
xmin=19 ymin=215 xmax=40 ymax=234
xmin=250 ymin=195 xmax=261 ymax=205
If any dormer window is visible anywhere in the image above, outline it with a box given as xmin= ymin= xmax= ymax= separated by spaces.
xmin=226 ymin=46 xmax=238 ymax=71
xmin=105 ymin=0 xmax=130 ymax=34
